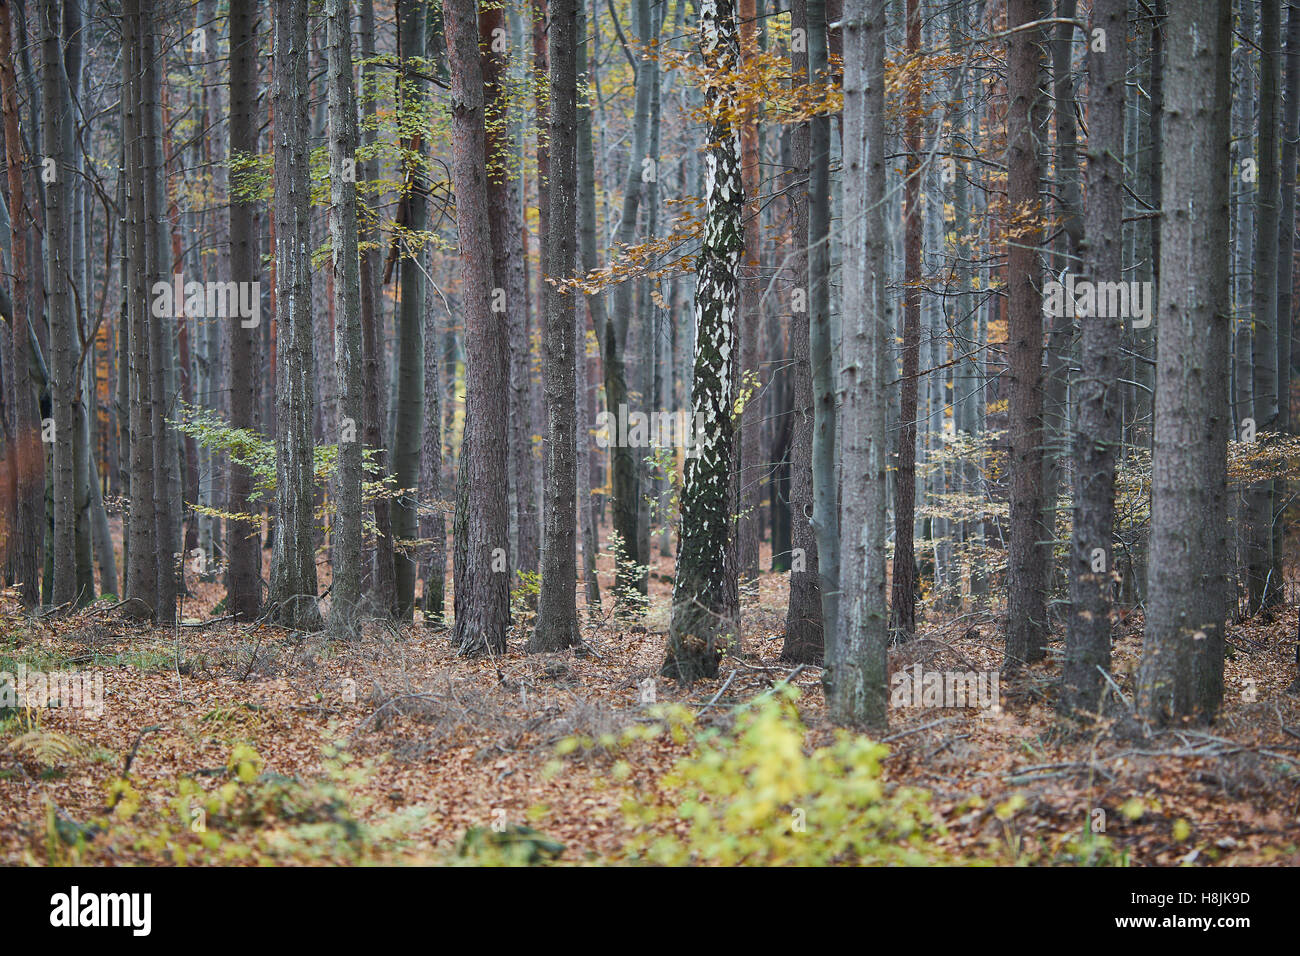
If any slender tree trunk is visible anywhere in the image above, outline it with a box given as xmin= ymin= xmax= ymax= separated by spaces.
xmin=391 ymin=0 xmax=427 ymax=620
xmin=326 ymin=0 xmax=363 ymax=632
xmin=40 ymin=0 xmax=76 ymax=608
xmin=830 ymin=0 xmax=889 ymax=729
xmin=267 ymin=0 xmax=321 ymax=630
xmin=0 ymin=0 xmax=41 ymax=607
xmin=576 ymin=0 xmax=605 ymax=612
xmin=445 ymin=0 xmax=511 ymax=656
xmin=780 ymin=0 xmax=823 ymax=663
xmin=663 ymin=0 xmax=742 ymax=683
xmin=1062 ymin=0 xmax=1124 ymax=717
xmin=1246 ymin=0 xmax=1281 ymax=612
xmin=356 ymin=0 xmax=397 ymax=614
xmin=807 ymin=0 xmax=838 ymax=666
xmin=531 ymin=0 xmax=581 ymax=652
xmin=122 ymin=0 xmax=158 ymax=619
xmin=1004 ymin=0 xmax=1049 ymax=668
xmin=1138 ymin=0 xmax=1231 ymax=726
xmin=1271 ymin=0 xmax=1300 ymax=603
xmin=736 ymin=0 xmax=762 ymax=580
xmin=890 ymin=0 xmax=922 ymax=641
xmin=225 ymin=0 xmax=262 ymax=621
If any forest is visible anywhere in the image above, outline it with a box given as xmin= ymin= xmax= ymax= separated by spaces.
xmin=0 ymin=0 xmax=1297 ymax=871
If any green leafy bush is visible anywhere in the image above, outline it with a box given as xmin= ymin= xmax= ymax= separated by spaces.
xmin=622 ymin=688 xmax=949 ymax=866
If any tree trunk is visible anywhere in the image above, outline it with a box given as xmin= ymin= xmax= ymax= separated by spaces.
xmin=1004 ymin=0 xmax=1049 ymax=668
xmin=225 ymin=0 xmax=262 ymax=621
xmin=807 ymin=0 xmax=838 ymax=666
xmin=267 ymin=0 xmax=321 ymax=630
xmin=1062 ymin=0 xmax=1124 ymax=717
xmin=890 ymin=0 xmax=921 ymax=642
xmin=391 ymin=0 xmax=427 ymax=620
xmin=0 ymin=0 xmax=41 ymax=607
xmin=444 ymin=0 xmax=511 ymax=656
xmin=531 ymin=0 xmax=581 ymax=652
xmin=326 ymin=0 xmax=363 ymax=633
xmin=40 ymin=0 xmax=76 ymax=608
xmin=1138 ymin=0 xmax=1231 ymax=726
xmin=663 ymin=0 xmax=742 ymax=683
xmin=780 ymin=0 xmax=823 ymax=664
xmin=1246 ymin=0 xmax=1281 ymax=612
xmin=356 ymin=0 xmax=397 ymax=614
xmin=829 ymin=0 xmax=889 ymax=729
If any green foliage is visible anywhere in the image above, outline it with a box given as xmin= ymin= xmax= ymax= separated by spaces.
xmin=619 ymin=689 xmax=948 ymax=865
xmin=171 ymin=403 xmax=401 ymax=531
xmin=456 ymin=824 xmax=565 ymax=866
xmin=606 ymin=530 xmax=649 ymax=619
xmin=49 ymin=741 xmax=425 ymax=866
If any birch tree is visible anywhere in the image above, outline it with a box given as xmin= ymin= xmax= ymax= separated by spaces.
xmin=663 ymin=0 xmax=742 ymax=683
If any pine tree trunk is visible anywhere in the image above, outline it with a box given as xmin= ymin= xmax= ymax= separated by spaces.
xmin=1004 ymin=0 xmax=1049 ymax=668
xmin=267 ymin=0 xmax=321 ymax=631
xmin=780 ymin=0 xmax=823 ymax=663
xmin=326 ymin=0 xmax=363 ymax=632
xmin=356 ymin=0 xmax=397 ymax=614
xmin=1062 ymin=0 xmax=1124 ymax=717
xmin=531 ymin=0 xmax=581 ymax=652
xmin=225 ymin=0 xmax=262 ymax=621
xmin=1138 ymin=0 xmax=1231 ymax=726
xmin=391 ymin=0 xmax=427 ymax=620
xmin=444 ymin=0 xmax=511 ymax=656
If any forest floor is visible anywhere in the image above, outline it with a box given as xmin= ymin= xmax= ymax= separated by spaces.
xmin=2 ymin=533 xmax=1299 ymax=866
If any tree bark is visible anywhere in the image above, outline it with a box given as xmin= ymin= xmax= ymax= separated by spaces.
xmin=444 ymin=0 xmax=511 ymax=656
xmin=1004 ymin=0 xmax=1049 ymax=668
xmin=326 ymin=0 xmax=363 ymax=632
xmin=1062 ymin=0 xmax=1124 ymax=717
xmin=1138 ymin=0 xmax=1231 ymax=726
xmin=267 ymin=0 xmax=321 ymax=630
xmin=531 ymin=0 xmax=581 ymax=652
xmin=829 ymin=0 xmax=889 ymax=729
xmin=663 ymin=0 xmax=742 ymax=683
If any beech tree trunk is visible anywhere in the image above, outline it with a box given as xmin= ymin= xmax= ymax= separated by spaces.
xmin=829 ymin=0 xmax=889 ymax=729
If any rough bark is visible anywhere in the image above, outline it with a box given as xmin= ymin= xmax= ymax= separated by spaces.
xmin=1004 ymin=0 xmax=1049 ymax=668
xmin=531 ymin=0 xmax=581 ymax=652
xmin=267 ymin=0 xmax=321 ymax=630
xmin=225 ymin=0 xmax=262 ymax=621
xmin=444 ymin=0 xmax=511 ymax=656
xmin=663 ymin=0 xmax=741 ymax=683
xmin=1062 ymin=0 xmax=1124 ymax=717
xmin=1138 ymin=0 xmax=1231 ymax=726
xmin=779 ymin=0 xmax=823 ymax=663
xmin=326 ymin=0 xmax=363 ymax=632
